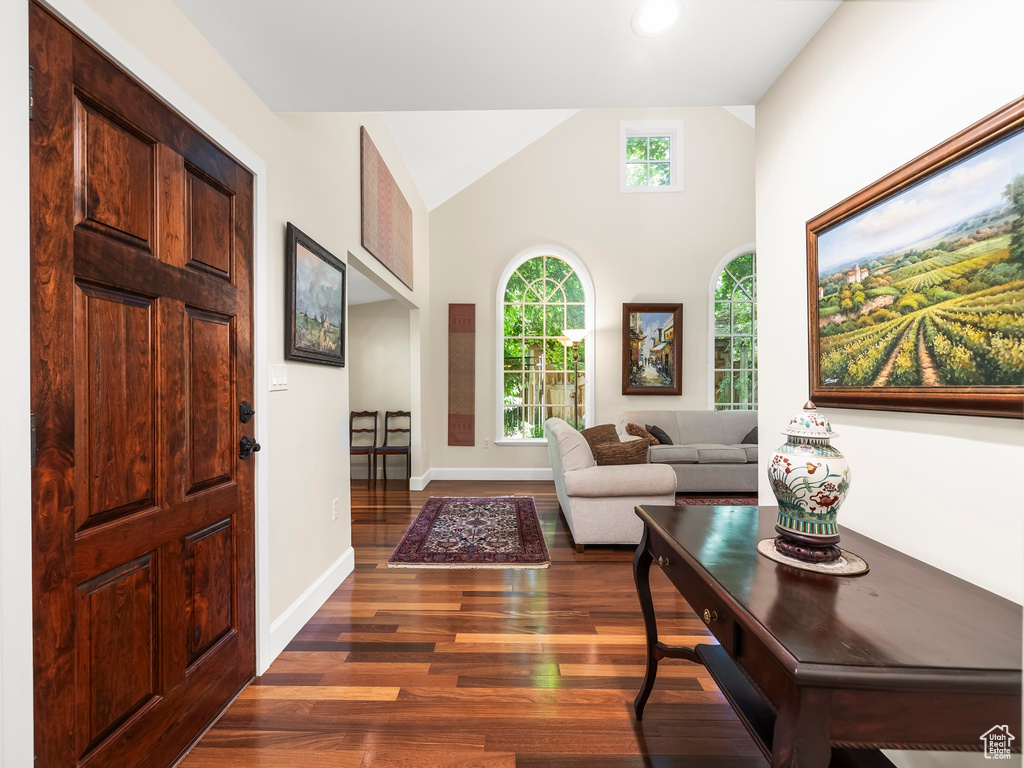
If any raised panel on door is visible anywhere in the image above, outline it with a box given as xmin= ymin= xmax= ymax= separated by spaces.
xmin=74 ymin=95 xmax=155 ymax=249
xmin=185 ymin=519 xmax=235 ymax=665
xmin=75 ymin=553 xmax=158 ymax=760
xmin=73 ymin=282 xmax=157 ymax=531
xmin=186 ymin=307 xmax=234 ymax=494
xmin=186 ymin=166 xmax=233 ymax=279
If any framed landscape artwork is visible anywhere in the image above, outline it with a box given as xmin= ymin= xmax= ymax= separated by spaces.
xmin=808 ymin=97 xmax=1024 ymax=418
xmin=285 ymin=223 xmax=346 ymax=367
xmin=622 ymin=303 xmax=683 ymax=395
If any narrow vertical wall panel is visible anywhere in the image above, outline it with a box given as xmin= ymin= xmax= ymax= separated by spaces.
xmin=448 ymin=304 xmax=475 ymax=446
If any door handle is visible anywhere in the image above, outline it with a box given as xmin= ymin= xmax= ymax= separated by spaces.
xmin=239 ymin=436 xmax=261 ymax=459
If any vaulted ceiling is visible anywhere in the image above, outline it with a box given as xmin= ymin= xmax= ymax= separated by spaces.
xmin=174 ymin=0 xmax=839 ymax=112
xmin=174 ymin=0 xmax=837 ymax=208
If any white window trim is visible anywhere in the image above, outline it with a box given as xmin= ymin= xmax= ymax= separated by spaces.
xmin=619 ymin=119 xmax=684 ymax=194
xmin=495 ymin=245 xmax=596 ymax=445
xmin=708 ymin=243 xmax=757 ymax=410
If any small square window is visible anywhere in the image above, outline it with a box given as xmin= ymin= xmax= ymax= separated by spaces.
xmin=619 ymin=120 xmax=683 ymax=193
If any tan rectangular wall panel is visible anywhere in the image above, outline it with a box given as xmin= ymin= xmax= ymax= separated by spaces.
xmin=448 ymin=304 xmax=475 ymax=446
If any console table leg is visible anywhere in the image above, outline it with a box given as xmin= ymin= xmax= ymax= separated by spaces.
xmin=633 ymin=525 xmax=658 ymax=721
xmin=771 ymin=686 xmax=831 ymax=768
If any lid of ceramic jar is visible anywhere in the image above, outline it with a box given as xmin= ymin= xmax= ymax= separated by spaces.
xmin=782 ymin=401 xmax=839 ymax=438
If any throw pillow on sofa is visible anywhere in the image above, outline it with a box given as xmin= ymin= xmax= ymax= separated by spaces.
xmin=593 ymin=439 xmax=649 ymax=466
xmin=741 ymin=426 xmax=758 ymax=444
xmin=646 ymin=424 xmax=673 ymax=445
xmin=580 ymin=424 xmax=619 ymax=453
xmin=625 ymin=422 xmax=659 ymax=446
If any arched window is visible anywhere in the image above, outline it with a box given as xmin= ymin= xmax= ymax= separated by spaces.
xmin=711 ymin=249 xmax=757 ymax=410
xmin=498 ymin=247 xmax=594 ymax=441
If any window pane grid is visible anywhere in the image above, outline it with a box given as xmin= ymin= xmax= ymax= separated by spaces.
xmin=625 ymin=135 xmax=672 ymax=187
xmin=503 ymin=255 xmax=587 ymax=437
xmin=713 ymin=253 xmax=757 ymax=411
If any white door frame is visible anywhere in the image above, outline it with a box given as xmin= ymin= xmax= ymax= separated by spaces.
xmin=0 ymin=1 xmax=272 ymax=762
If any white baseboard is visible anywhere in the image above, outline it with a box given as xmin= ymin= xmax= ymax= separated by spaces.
xmin=267 ymin=546 xmax=354 ymax=663
xmin=409 ymin=468 xmax=433 ymax=491
xmin=420 ymin=467 xmax=553 ymax=484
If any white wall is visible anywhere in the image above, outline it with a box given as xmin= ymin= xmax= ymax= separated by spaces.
xmin=0 ymin=0 xmax=429 ymax=758
xmin=0 ymin=1 xmax=33 ymax=763
xmin=756 ymin=3 xmax=1024 ymax=763
xmin=428 ymin=107 xmax=755 ymax=472
xmin=348 ymin=299 xmax=412 ymax=478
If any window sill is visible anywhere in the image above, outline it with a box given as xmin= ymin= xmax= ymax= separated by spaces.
xmin=620 ymin=184 xmax=684 ymax=194
xmin=493 ymin=438 xmax=549 ymax=446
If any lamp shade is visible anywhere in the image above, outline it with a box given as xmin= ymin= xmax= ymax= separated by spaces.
xmin=563 ymin=328 xmax=587 ymax=344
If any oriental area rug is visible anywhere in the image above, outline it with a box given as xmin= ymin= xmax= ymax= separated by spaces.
xmin=388 ymin=496 xmax=550 ymax=569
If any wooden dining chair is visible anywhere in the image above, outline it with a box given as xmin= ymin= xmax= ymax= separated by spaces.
xmin=376 ymin=411 xmax=411 ymax=485
xmin=349 ymin=411 xmax=378 ymax=481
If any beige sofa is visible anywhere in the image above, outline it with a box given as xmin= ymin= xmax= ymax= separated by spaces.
xmin=545 ymin=418 xmax=676 ymax=551
xmin=618 ymin=410 xmax=758 ymax=493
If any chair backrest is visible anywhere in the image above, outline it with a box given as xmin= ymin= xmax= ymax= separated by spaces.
xmin=350 ymin=410 xmax=378 ymax=447
xmin=382 ymin=410 xmax=411 ymax=447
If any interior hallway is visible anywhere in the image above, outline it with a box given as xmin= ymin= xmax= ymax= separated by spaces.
xmin=182 ymin=481 xmax=763 ymax=767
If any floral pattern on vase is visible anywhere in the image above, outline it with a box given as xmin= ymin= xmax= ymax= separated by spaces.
xmin=768 ymin=402 xmax=850 ymax=542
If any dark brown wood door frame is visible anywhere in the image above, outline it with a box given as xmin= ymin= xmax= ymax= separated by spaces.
xmin=29 ymin=4 xmax=257 ymax=765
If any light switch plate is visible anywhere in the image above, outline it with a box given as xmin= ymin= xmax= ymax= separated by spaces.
xmin=269 ymin=363 xmax=288 ymax=391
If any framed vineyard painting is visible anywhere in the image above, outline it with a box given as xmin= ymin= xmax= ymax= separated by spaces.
xmin=807 ymin=97 xmax=1024 ymax=419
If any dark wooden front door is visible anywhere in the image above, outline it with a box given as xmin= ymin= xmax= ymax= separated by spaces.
xmin=29 ymin=4 xmax=256 ymax=766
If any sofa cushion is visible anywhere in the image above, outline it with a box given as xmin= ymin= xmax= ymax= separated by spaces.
xmin=593 ymin=439 xmax=649 ymax=466
xmin=619 ymin=411 xmax=681 ymax=443
xmin=731 ymin=444 xmax=759 ymax=463
xmin=563 ymin=464 xmax=676 ymax=497
xmin=625 ymin=422 xmax=659 ymax=446
xmin=551 ymin=420 xmax=595 ymax=472
xmin=719 ymin=411 xmax=759 ymax=445
xmin=672 ymin=412 xmax=727 ymax=445
xmin=646 ymin=424 xmax=674 ymax=445
xmin=649 ymin=444 xmax=698 ymax=464
xmin=741 ymin=426 xmax=758 ymax=444
xmin=690 ymin=443 xmax=748 ymax=464
xmin=581 ymin=424 xmax=619 ymax=452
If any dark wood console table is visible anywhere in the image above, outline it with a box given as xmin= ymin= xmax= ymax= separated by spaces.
xmin=633 ymin=504 xmax=1022 ymax=767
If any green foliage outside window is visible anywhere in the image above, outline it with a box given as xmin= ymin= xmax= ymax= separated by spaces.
xmin=713 ymin=253 xmax=757 ymax=410
xmin=626 ymin=135 xmax=672 ymax=187
xmin=503 ymin=255 xmax=587 ymax=438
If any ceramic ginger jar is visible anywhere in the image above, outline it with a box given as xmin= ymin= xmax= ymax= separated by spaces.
xmin=767 ymin=401 xmax=850 ymax=562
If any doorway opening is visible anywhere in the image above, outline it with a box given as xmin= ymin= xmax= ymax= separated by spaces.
xmin=347 ymin=260 xmax=414 ymax=489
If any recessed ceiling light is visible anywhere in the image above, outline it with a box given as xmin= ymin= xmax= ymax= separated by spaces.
xmin=631 ymin=0 xmax=682 ymax=38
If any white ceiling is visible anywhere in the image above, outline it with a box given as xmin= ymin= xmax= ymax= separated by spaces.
xmin=347 ymin=267 xmax=395 ymax=306
xmin=382 ymin=110 xmax=579 ymax=210
xmin=173 ymin=0 xmax=840 ymax=112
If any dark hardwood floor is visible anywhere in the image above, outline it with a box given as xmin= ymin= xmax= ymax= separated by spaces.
xmin=182 ymin=480 xmax=765 ymax=767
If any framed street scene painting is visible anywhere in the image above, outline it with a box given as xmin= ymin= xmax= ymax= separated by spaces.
xmin=622 ymin=303 xmax=683 ymax=395
xmin=285 ymin=223 xmax=346 ymax=367
xmin=807 ymin=97 xmax=1024 ymax=418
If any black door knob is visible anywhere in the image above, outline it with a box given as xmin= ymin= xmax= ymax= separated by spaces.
xmin=239 ymin=436 xmax=261 ymax=459
xmin=240 ymin=400 xmax=255 ymax=424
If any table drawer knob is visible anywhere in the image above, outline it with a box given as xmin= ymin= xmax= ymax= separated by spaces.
xmin=656 ymin=555 xmax=670 ymax=567
xmin=703 ymin=609 xmax=718 ymax=625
